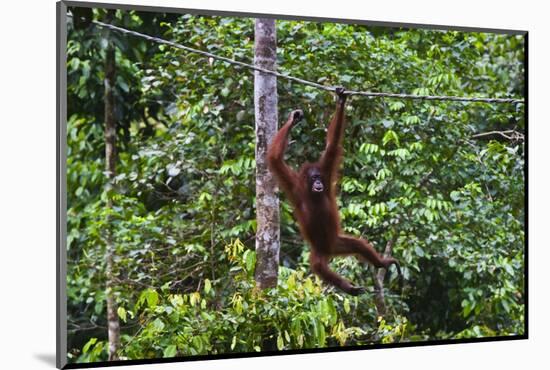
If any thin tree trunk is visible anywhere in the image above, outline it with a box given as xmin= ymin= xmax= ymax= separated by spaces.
xmin=373 ymin=235 xmax=398 ymax=317
xmin=254 ymin=18 xmax=280 ymax=289
xmin=104 ymin=12 xmax=120 ymax=360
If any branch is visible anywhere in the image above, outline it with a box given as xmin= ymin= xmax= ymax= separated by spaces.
xmin=373 ymin=235 xmax=398 ymax=316
xmin=471 ymin=130 xmax=524 ymax=141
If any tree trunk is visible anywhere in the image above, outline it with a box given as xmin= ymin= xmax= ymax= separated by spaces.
xmin=254 ymin=18 xmax=280 ymax=289
xmin=373 ymin=235 xmax=398 ymax=317
xmin=104 ymin=12 xmax=120 ymax=361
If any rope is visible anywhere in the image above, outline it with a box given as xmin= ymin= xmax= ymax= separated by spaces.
xmin=93 ymin=20 xmax=332 ymax=92
xmin=82 ymin=17 xmax=524 ymax=105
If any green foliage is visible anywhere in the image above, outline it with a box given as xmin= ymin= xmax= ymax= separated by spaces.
xmin=66 ymin=8 xmax=525 ymax=363
xmin=77 ymin=240 xmax=409 ymax=361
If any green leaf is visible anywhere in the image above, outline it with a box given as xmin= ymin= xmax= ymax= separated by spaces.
xmin=244 ymin=250 xmax=256 ymax=273
xmin=118 ymin=80 xmax=129 ymax=93
xmin=146 ymin=289 xmax=159 ymax=308
xmin=343 ymin=298 xmax=350 ymax=314
xmin=425 ymin=209 xmax=434 ymax=222
xmin=82 ymin=338 xmax=97 ymax=354
xmin=382 ymin=129 xmax=399 ymax=147
xmin=163 ymin=344 xmax=177 ymax=358
xmin=341 ymin=74 xmax=353 ymax=83
xmin=502 ymin=299 xmax=510 ymax=313
xmin=277 ymin=334 xmax=284 ymax=350
xmin=304 ymin=278 xmax=314 ymax=292
xmin=317 ymin=324 xmax=326 ymax=347
xmin=152 ymin=318 xmax=165 ymax=331
xmin=463 ymin=301 xmax=473 ymax=317
xmin=503 ymin=263 xmax=514 ymax=276
xmin=389 ymin=101 xmax=405 ymax=111
xmin=204 ymin=279 xmax=212 ymax=294
xmin=287 ymin=274 xmax=296 ymax=291
xmin=117 ymin=306 xmax=127 ymax=323
xmin=382 ymin=119 xmax=394 ymax=128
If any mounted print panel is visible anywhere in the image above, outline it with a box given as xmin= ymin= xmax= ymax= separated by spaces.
xmin=57 ymin=1 xmax=527 ymax=368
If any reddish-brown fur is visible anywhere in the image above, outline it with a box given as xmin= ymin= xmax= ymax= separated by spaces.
xmin=267 ymin=88 xmax=401 ymax=295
